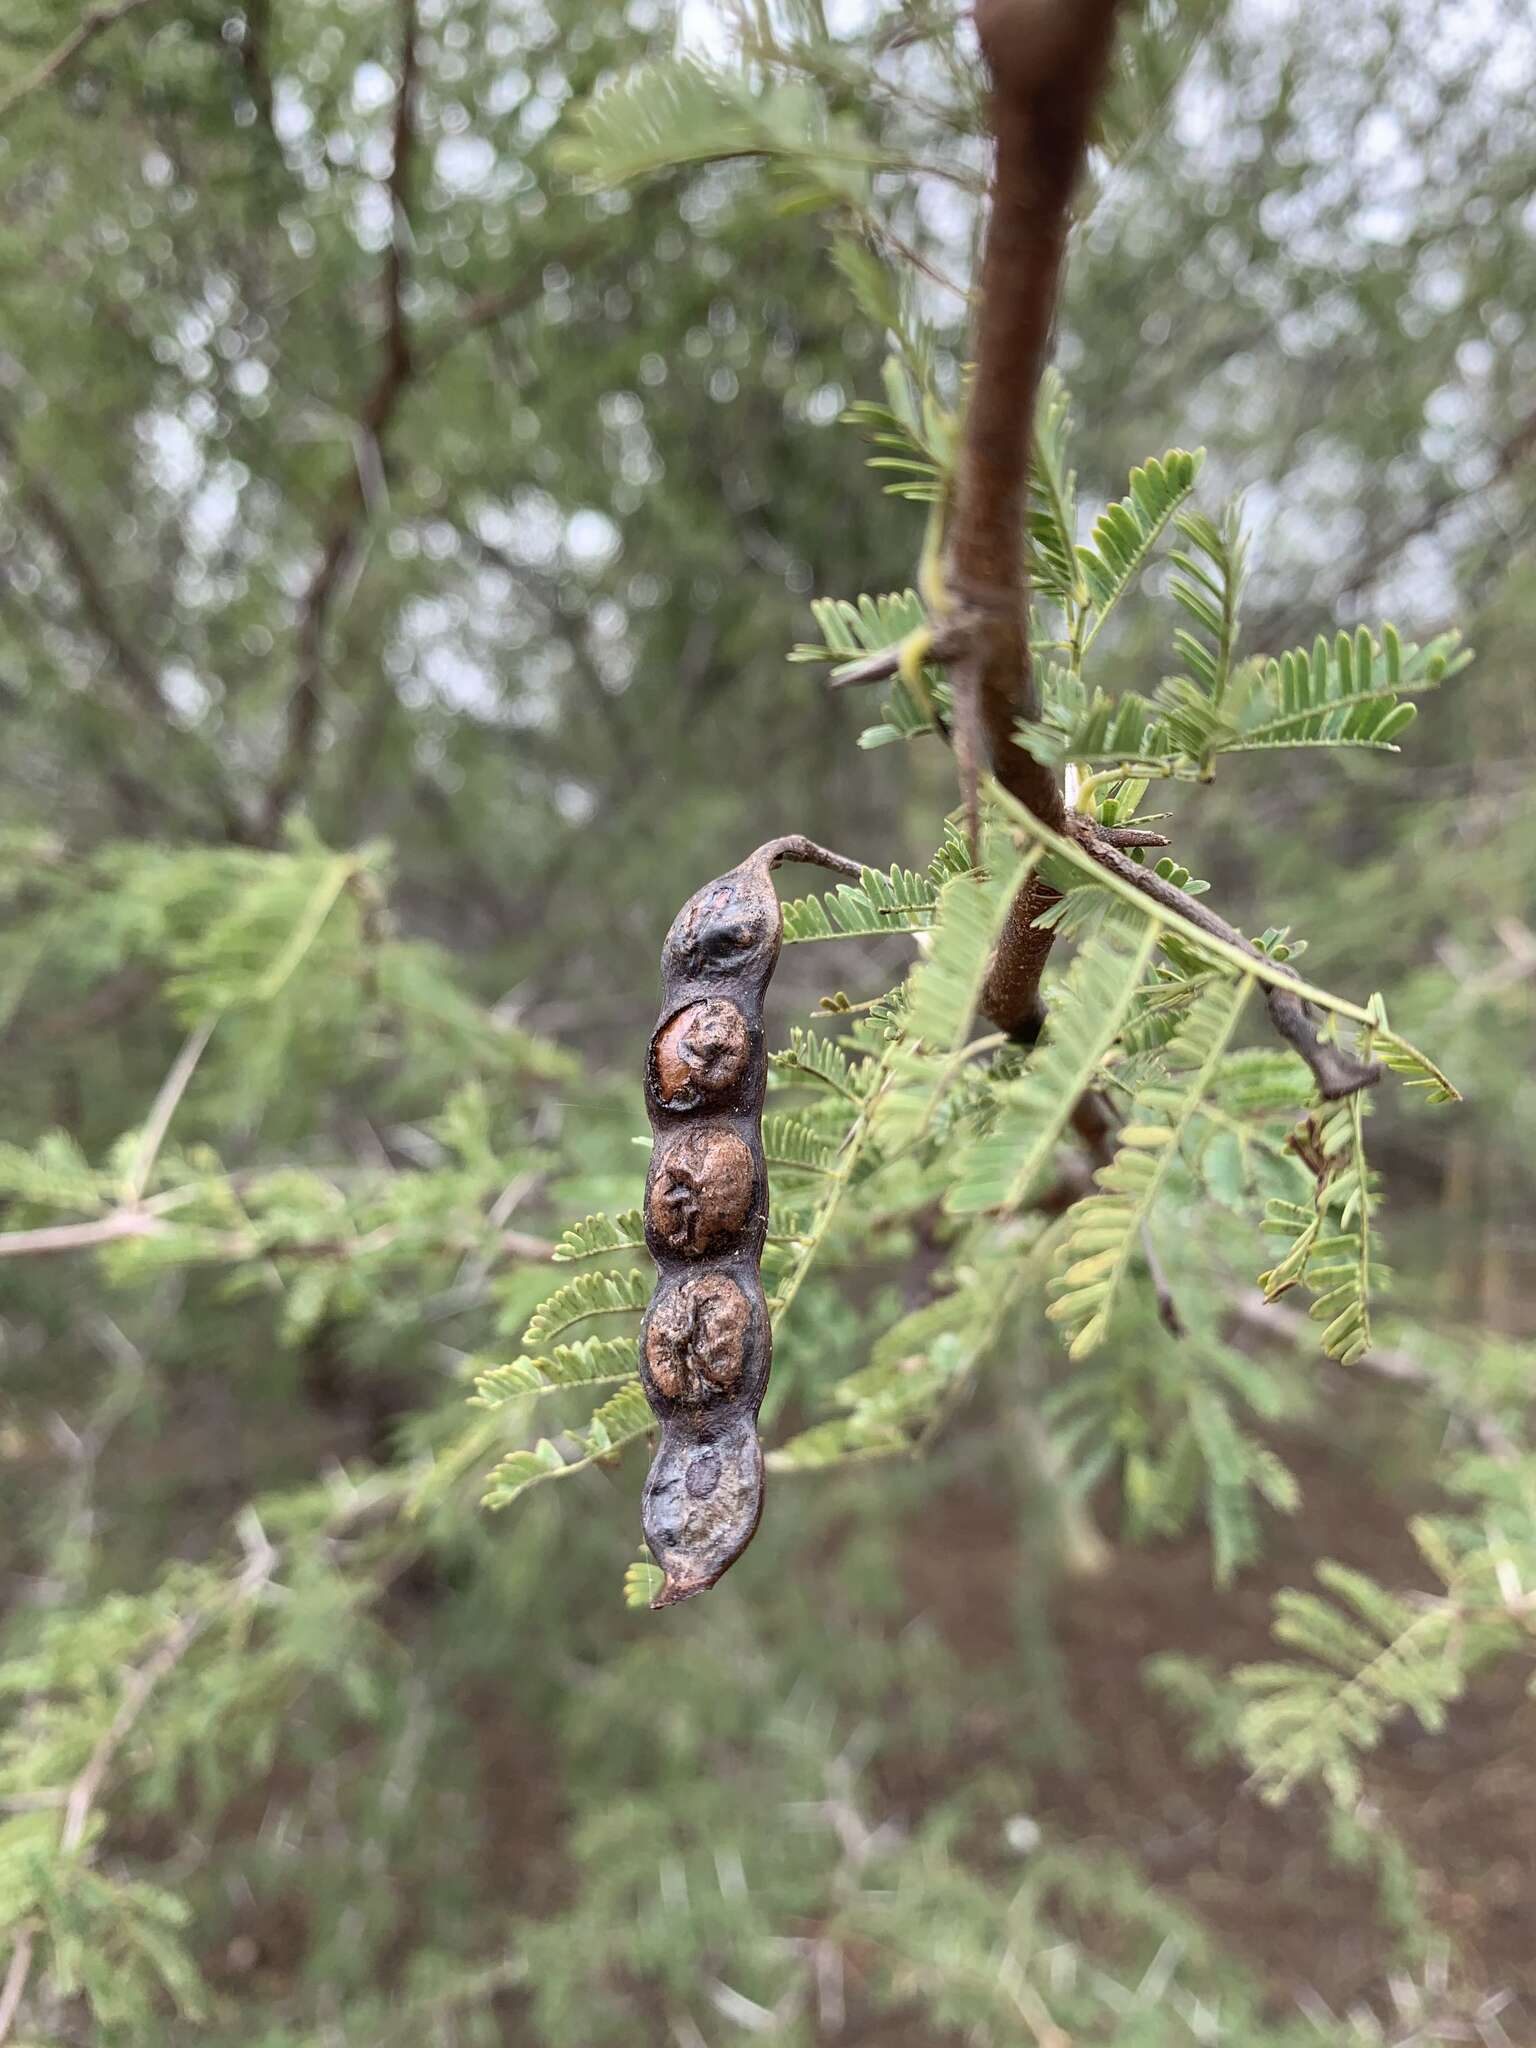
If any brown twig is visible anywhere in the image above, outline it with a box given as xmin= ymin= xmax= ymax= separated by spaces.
xmin=848 ymin=6 xmax=1379 ymax=1107
xmin=0 ymin=0 xmax=160 ymax=127
xmin=1074 ymin=817 xmax=1382 ymax=1099
xmin=261 ymin=0 xmax=420 ymax=837
xmin=939 ymin=0 xmax=1124 ymax=1036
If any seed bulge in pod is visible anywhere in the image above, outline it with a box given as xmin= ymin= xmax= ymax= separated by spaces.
xmin=652 ymin=999 xmax=750 ymax=1109
xmin=663 ymin=871 xmax=778 ymax=986
xmin=645 ymin=1274 xmax=750 ymax=1404
xmin=647 ymin=1128 xmax=754 ymax=1256
xmin=642 ymin=1418 xmax=764 ymax=1607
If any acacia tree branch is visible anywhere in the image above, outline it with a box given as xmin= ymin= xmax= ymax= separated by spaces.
xmin=1073 ymin=815 xmax=1382 ymax=1099
xmin=0 ymin=0 xmax=161 ymax=128
xmin=261 ymin=0 xmax=420 ymax=839
xmin=845 ymin=7 xmax=1380 ymax=1103
xmin=942 ymin=0 xmax=1122 ymax=1039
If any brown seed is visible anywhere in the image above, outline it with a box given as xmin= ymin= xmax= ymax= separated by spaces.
xmin=645 ymin=1274 xmax=751 ymax=1404
xmin=653 ymin=999 xmax=750 ymax=1106
xmin=648 ymin=1128 xmax=753 ymax=1255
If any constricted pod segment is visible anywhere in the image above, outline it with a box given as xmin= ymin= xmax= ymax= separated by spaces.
xmin=639 ymin=836 xmax=863 ymax=1607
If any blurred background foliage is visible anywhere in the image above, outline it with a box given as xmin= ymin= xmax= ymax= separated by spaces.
xmin=0 ymin=0 xmax=1532 ymax=2042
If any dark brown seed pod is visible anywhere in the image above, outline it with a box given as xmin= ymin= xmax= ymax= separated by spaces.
xmin=639 ymin=836 xmax=863 ymax=1608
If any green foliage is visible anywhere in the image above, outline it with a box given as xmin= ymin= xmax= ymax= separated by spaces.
xmin=481 ymin=1385 xmax=656 ymax=1512
xmin=555 ymin=57 xmax=886 ymax=206
xmin=948 ymin=925 xmax=1159 ymax=1215
xmin=552 ymin=1211 xmax=647 ymax=1262
xmin=1050 ymin=1318 xmax=1303 ymax=1585
xmin=1 ymin=0 xmax=1530 ymax=2038
xmin=779 ymin=851 xmax=942 ymax=941
xmin=843 ymin=351 xmax=960 ymax=506
xmin=1049 ymin=974 xmax=1255 ymax=1356
xmin=905 ymin=839 xmax=1036 ymax=1054
xmin=1232 ymin=1457 xmax=1536 ymax=1807
xmin=520 ymin=1267 xmax=650 ymax=1349
xmin=1078 ymin=448 xmax=1204 ymax=649
xmin=472 ymin=1337 xmax=638 ymax=1405
xmin=762 ymin=1109 xmax=836 ymax=1175
xmin=1258 ymin=1097 xmax=1380 ymax=1366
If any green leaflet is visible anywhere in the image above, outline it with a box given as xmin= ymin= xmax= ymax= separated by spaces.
xmin=844 ymin=353 xmax=960 ymax=505
xmin=789 ymin=587 xmax=927 ymax=672
xmin=552 ymin=1210 xmax=647 ymax=1262
xmin=761 ymin=1111 xmax=836 ymax=1176
xmin=554 ymin=59 xmax=893 ymax=202
xmin=1168 ymin=503 xmax=1247 ymax=708
xmin=471 ymin=1338 xmax=639 ymax=1407
xmin=1015 ymin=679 xmax=1173 ymax=773
xmin=1364 ymin=993 xmax=1461 ymax=1104
xmin=1023 ymin=626 xmax=1460 ymax=782
xmin=1078 ymin=449 xmax=1204 ymax=652
xmin=1228 ymin=627 xmax=1466 ymax=753
xmin=872 ymin=840 xmax=1042 ymax=1151
xmin=1028 ymin=369 xmax=1080 ymax=611
xmin=622 ymin=1558 xmax=665 ymax=1610
xmin=770 ymin=1025 xmax=879 ymax=1102
xmin=947 ymin=924 xmax=1159 ymax=1216
xmin=1048 ymin=974 xmax=1254 ymax=1357
xmin=520 ymin=1268 xmax=650 ymax=1348
xmin=1258 ymin=1097 xmax=1379 ymax=1367
xmin=780 ymin=859 xmax=940 ymax=942
xmin=481 ymin=1384 xmax=655 ymax=1511
xmin=1234 ymin=1557 xmax=1462 ymax=1806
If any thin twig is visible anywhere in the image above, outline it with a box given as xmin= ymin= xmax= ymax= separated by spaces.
xmin=123 ymin=1017 xmax=217 ymax=1202
xmin=0 ymin=0 xmax=160 ymax=127
xmin=0 ymin=1211 xmax=164 ymax=1259
xmin=0 ymin=1939 xmax=33 ymax=2044
xmin=1072 ymin=816 xmax=1381 ymax=1099
xmin=0 ymin=1208 xmax=554 ymax=1265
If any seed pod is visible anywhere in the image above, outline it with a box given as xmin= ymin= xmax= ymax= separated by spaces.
xmin=639 ymin=836 xmax=862 ymax=1607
